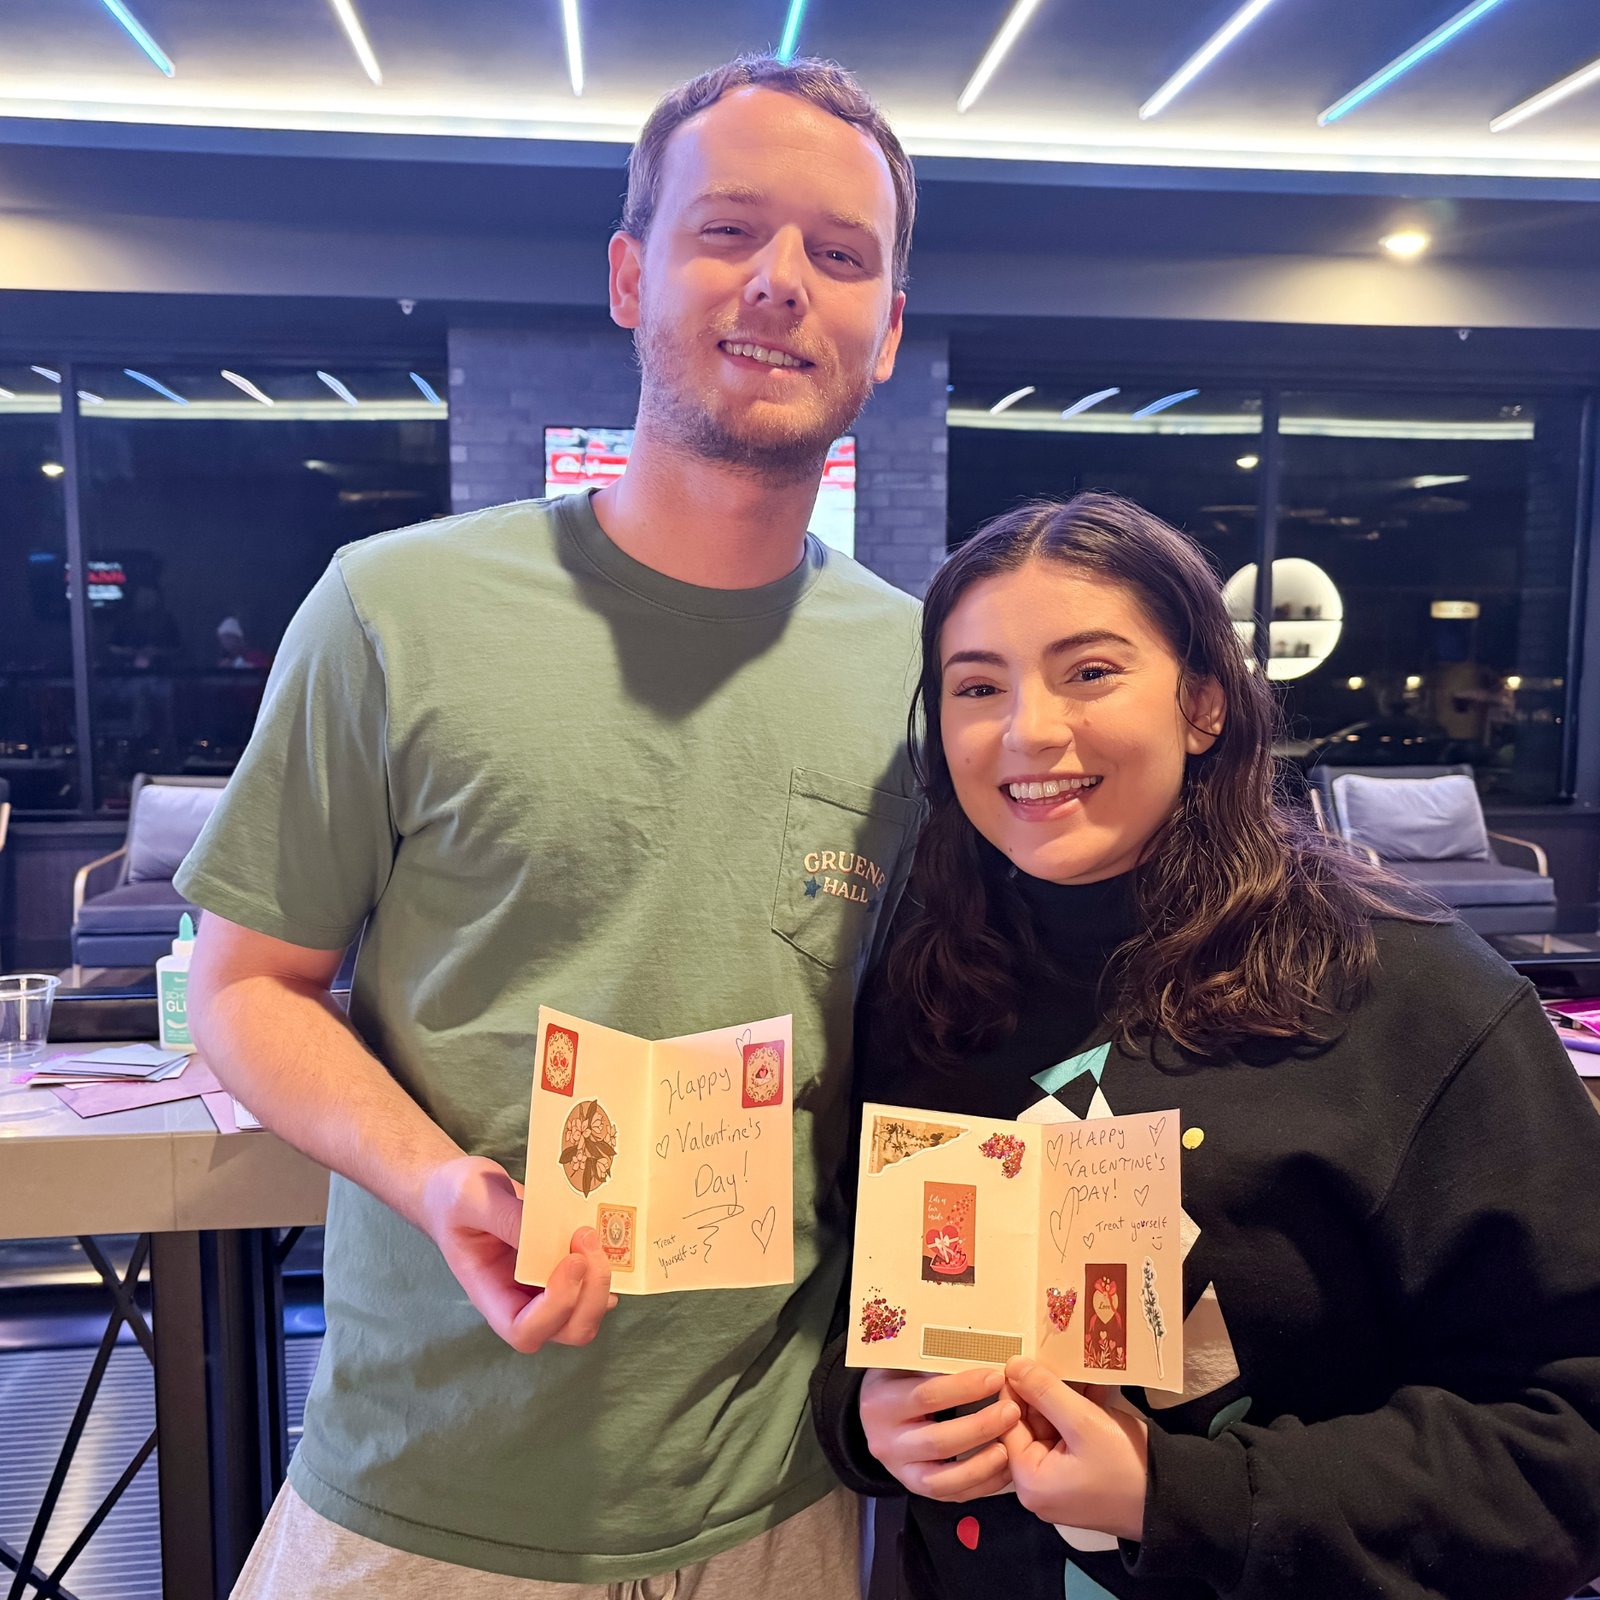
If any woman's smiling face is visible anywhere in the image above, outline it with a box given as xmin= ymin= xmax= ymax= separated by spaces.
xmin=938 ymin=558 xmax=1224 ymax=886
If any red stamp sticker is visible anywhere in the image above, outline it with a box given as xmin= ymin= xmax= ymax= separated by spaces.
xmin=741 ymin=1040 xmax=785 ymax=1109
xmin=597 ymin=1203 xmax=636 ymax=1272
xmin=541 ymin=1024 xmax=578 ymax=1095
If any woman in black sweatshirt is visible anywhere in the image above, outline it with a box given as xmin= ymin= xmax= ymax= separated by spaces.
xmin=811 ymin=492 xmax=1600 ymax=1600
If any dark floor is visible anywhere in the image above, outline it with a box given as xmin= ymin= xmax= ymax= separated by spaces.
xmin=0 ymin=1337 xmax=320 ymax=1600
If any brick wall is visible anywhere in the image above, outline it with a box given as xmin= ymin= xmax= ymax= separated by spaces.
xmin=447 ymin=319 xmax=950 ymax=596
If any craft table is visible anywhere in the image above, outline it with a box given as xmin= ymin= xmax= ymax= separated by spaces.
xmin=0 ymin=1053 xmax=329 ymax=1600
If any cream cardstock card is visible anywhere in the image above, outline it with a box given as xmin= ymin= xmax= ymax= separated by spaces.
xmin=516 ymin=1006 xmax=794 ymax=1295
xmin=846 ymin=1102 xmax=1184 ymax=1390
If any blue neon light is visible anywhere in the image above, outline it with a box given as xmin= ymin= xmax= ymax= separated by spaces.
xmin=777 ymin=0 xmax=808 ymax=62
xmin=1132 ymin=389 xmax=1200 ymax=418
xmin=98 ymin=0 xmax=176 ymax=76
xmin=124 ymin=369 xmax=188 ymax=404
xmin=1320 ymin=0 xmax=1509 ymax=125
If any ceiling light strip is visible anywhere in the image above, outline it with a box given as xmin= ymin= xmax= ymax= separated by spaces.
xmin=98 ymin=0 xmax=176 ymax=77
xmin=957 ymin=0 xmax=1048 ymax=114
xmin=947 ymin=406 xmax=1530 ymax=441
xmin=410 ymin=371 xmax=443 ymax=405
xmin=221 ymin=369 xmax=274 ymax=406
xmin=124 ymin=368 xmax=188 ymax=404
xmin=1319 ymin=0 xmax=1511 ymax=125
xmin=328 ymin=0 xmax=384 ymax=86
xmin=1491 ymin=53 xmax=1600 ymax=131
xmin=1060 ymin=386 xmax=1120 ymax=417
xmin=31 ymin=365 xmax=62 ymax=383
xmin=990 ymin=384 xmax=1037 ymax=414
xmin=777 ymin=0 xmax=808 ymax=63
xmin=1140 ymin=0 xmax=1280 ymax=119
xmin=1132 ymin=388 xmax=1200 ymax=417
xmin=562 ymin=0 xmax=585 ymax=95
xmin=317 ymin=370 xmax=359 ymax=405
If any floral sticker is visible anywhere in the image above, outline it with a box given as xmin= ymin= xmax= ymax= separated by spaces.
xmin=559 ymin=1099 xmax=617 ymax=1197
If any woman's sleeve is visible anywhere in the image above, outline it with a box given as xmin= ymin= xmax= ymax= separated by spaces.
xmin=810 ymin=973 xmax=906 ymax=1497
xmin=1126 ymin=983 xmax=1600 ymax=1599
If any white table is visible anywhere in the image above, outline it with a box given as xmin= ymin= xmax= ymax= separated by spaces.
xmin=0 ymin=1054 xmax=329 ymax=1600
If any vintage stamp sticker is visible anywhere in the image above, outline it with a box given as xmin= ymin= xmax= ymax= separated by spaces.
xmin=741 ymin=1040 xmax=785 ymax=1109
xmin=597 ymin=1203 xmax=636 ymax=1272
xmin=559 ymin=1099 xmax=616 ymax=1197
xmin=541 ymin=1024 xmax=579 ymax=1096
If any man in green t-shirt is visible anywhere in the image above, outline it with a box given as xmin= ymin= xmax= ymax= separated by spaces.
xmin=181 ymin=52 xmax=923 ymax=1598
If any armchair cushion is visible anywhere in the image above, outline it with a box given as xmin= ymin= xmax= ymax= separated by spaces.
xmin=127 ymin=784 xmax=225 ymax=883
xmin=1384 ymin=859 xmax=1557 ymax=908
xmin=75 ymin=879 xmax=201 ymax=934
xmin=1332 ymin=773 xmax=1492 ymax=863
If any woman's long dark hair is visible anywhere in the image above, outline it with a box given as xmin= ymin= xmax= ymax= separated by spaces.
xmin=888 ymin=491 xmax=1431 ymax=1064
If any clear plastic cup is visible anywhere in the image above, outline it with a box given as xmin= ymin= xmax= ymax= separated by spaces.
xmin=0 ymin=974 xmax=60 ymax=1063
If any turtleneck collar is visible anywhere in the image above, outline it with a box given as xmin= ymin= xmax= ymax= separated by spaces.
xmin=992 ymin=848 xmax=1142 ymax=964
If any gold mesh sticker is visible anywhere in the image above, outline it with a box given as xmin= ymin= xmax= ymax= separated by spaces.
xmin=920 ymin=1326 xmax=1023 ymax=1366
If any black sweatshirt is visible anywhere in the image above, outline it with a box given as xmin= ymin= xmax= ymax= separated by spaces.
xmin=812 ymin=870 xmax=1600 ymax=1600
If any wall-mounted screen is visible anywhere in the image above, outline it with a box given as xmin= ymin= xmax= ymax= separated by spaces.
xmin=544 ymin=427 xmax=857 ymax=559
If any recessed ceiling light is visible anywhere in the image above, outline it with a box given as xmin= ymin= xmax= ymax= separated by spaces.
xmin=41 ymin=462 xmax=65 ymax=478
xmin=1236 ymin=454 xmax=1260 ymax=470
xmin=1382 ymin=230 xmax=1431 ymax=259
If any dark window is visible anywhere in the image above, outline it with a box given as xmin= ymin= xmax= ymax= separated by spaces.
xmin=1272 ymin=391 xmax=1580 ymax=802
xmin=0 ymin=372 xmax=76 ymax=812
xmin=74 ymin=363 xmax=448 ymax=812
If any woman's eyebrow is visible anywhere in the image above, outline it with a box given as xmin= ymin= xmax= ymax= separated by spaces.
xmin=942 ymin=630 xmax=1137 ymax=673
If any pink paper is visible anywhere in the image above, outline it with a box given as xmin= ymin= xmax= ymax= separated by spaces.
xmin=51 ymin=1062 xmax=222 ymax=1117
xmin=202 ymin=1090 xmax=240 ymax=1133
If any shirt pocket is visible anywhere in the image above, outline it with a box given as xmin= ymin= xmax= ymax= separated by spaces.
xmin=771 ymin=767 xmax=922 ymax=972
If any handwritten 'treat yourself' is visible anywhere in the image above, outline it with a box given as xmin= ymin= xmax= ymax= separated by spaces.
xmin=516 ymin=1007 xmax=795 ymax=1295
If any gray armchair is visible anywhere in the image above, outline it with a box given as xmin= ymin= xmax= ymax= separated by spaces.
xmin=72 ymin=774 xmax=226 ymax=968
xmin=1308 ymin=762 xmax=1556 ymax=936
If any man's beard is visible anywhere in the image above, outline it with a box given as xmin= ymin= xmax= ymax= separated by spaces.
xmin=634 ymin=312 xmax=878 ymax=482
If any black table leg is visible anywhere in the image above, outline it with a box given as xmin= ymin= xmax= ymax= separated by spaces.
xmin=150 ymin=1230 xmax=289 ymax=1600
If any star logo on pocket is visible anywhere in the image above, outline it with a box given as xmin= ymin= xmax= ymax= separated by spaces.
xmin=803 ymin=876 xmax=822 ymax=899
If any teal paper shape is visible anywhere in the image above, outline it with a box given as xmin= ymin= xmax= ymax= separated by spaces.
xmin=1207 ymin=1396 xmax=1253 ymax=1439
xmin=1033 ymin=1043 xmax=1111 ymax=1096
xmin=1066 ymin=1562 xmax=1122 ymax=1599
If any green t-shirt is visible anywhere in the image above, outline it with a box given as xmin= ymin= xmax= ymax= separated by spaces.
xmin=176 ymin=492 xmax=923 ymax=1581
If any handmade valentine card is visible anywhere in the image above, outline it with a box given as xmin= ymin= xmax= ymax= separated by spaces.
xmin=516 ymin=1007 xmax=794 ymax=1295
xmin=846 ymin=1102 xmax=1183 ymax=1389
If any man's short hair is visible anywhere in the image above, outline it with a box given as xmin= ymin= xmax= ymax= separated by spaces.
xmin=622 ymin=54 xmax=916 ymax=293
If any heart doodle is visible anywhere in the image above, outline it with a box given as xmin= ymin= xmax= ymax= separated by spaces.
xmin=1134 ymin=1184 xmax=1150 ymax=1207
xmin=750 ymin=1206 xmax=778 ymax=1253
xmin=1046 ymin=1134 xmax=1064 ymax=1170
xmin=1082 ymin=1234 xmax=1095 ymax=1250
xmin=1047 ymin=1191 xmax=1076 ymax=1261
xmin=1148 ymin=1117 xmax=1168 ymax=1148
xmin=654 ymin=1135 xmax=671 ymax=1160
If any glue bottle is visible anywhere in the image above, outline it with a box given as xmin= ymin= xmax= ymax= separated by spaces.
xmin=157 ymin=912 xmax=197 ymax=1053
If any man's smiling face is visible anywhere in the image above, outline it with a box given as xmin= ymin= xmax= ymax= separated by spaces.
xmin=612 ymin=85 xmax=904 ymax=478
